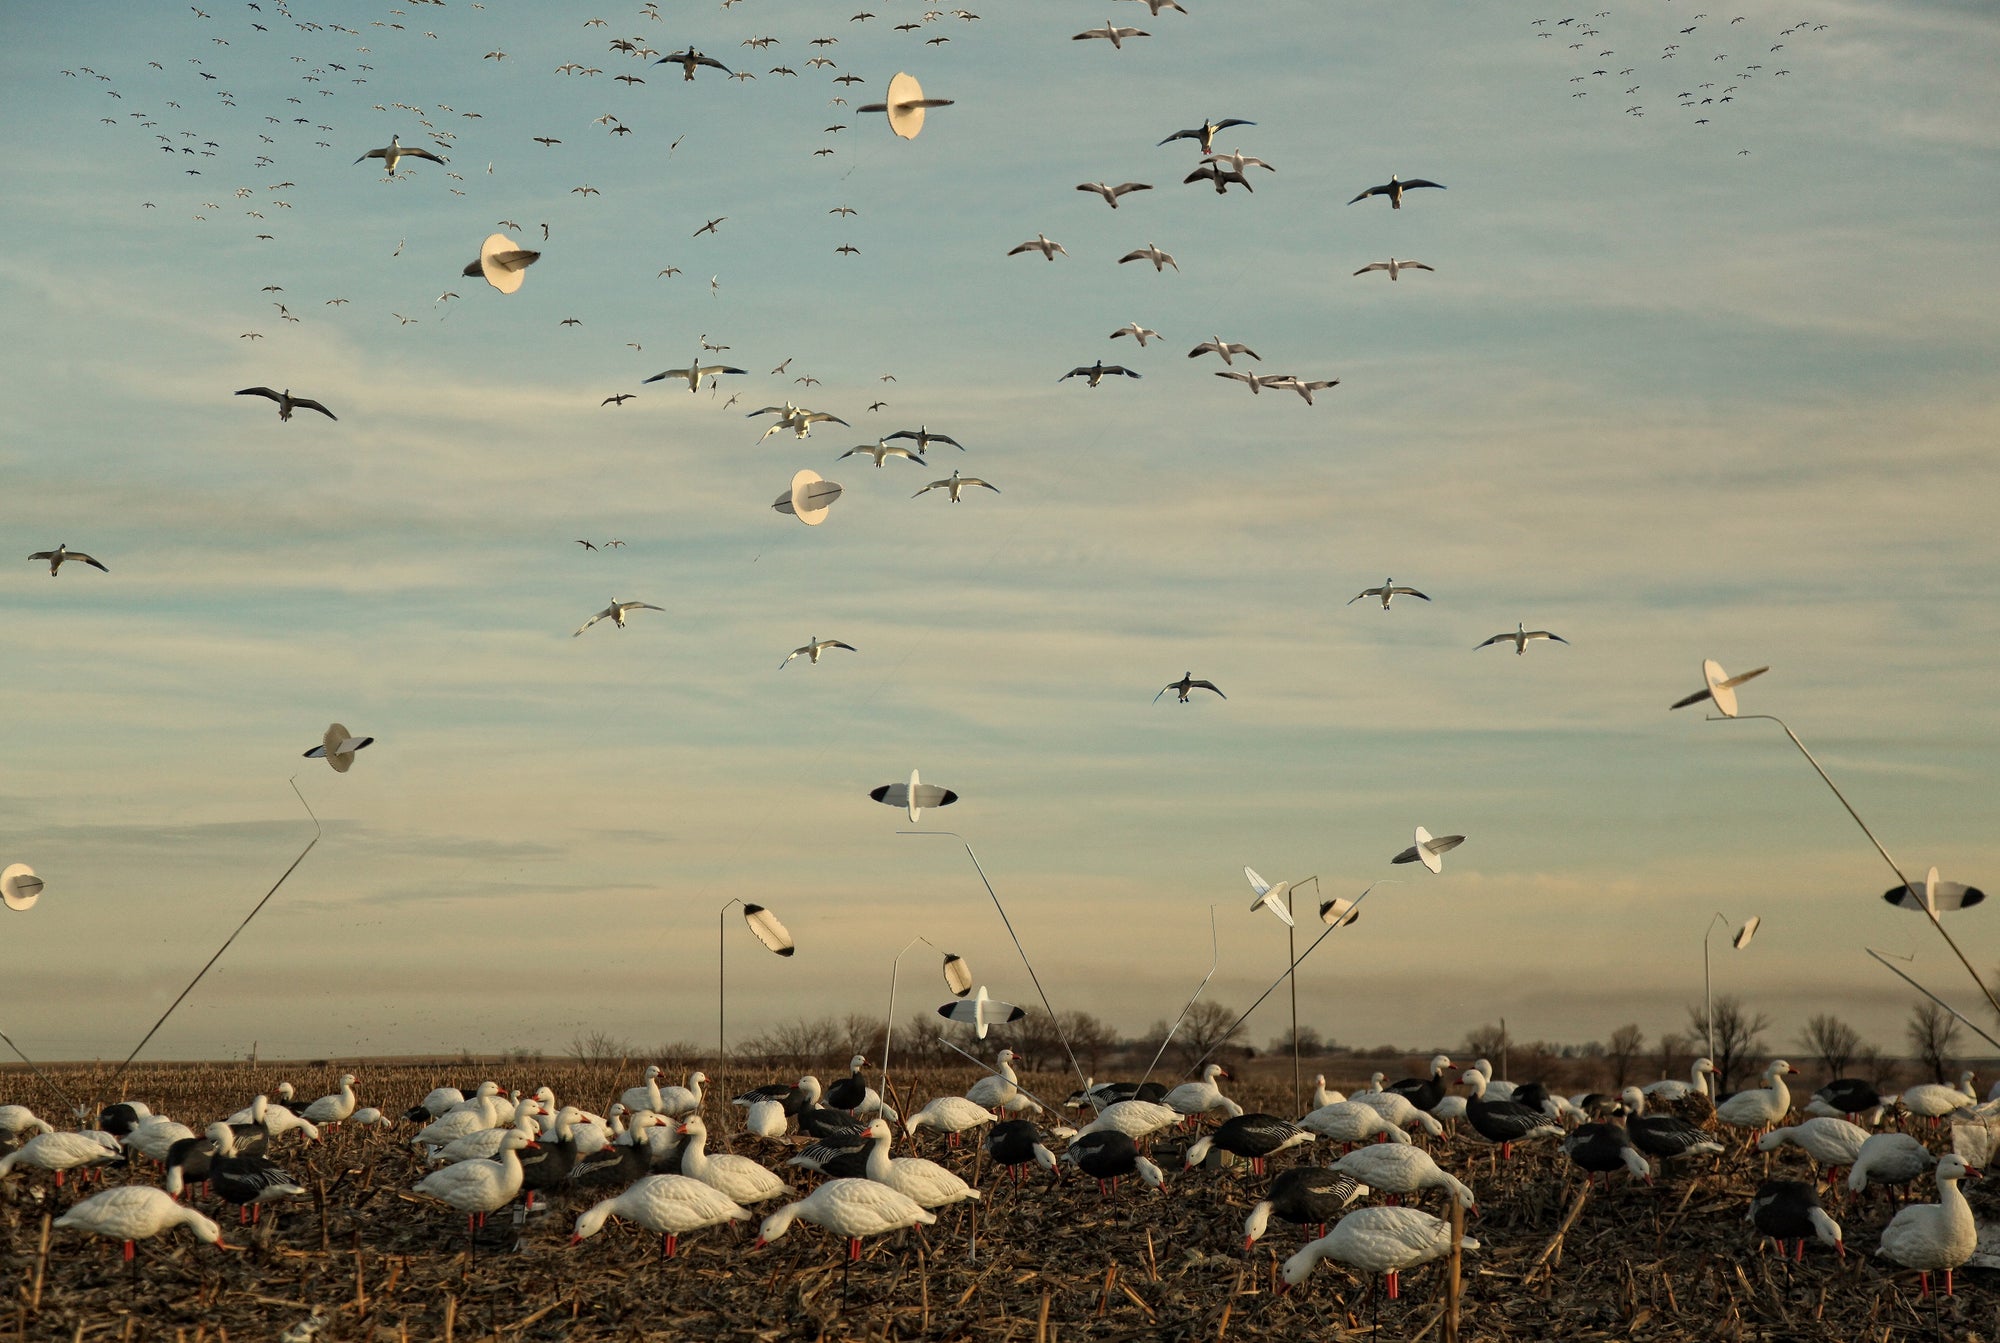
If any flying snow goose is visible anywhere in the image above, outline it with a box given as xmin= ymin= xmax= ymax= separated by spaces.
xmin=1215 ymin=370 xmax=1290 ymax=394
xmin=782 ymin=637 xmax=857 ymax=668
xmin=355 ymin=134 xmax=446 ymax=174
xmin=912 ymin=470 xmax=998 ymax=502
xmin=839 ymin=441 xmax=926 ymax=468
xmin=1118 ymin=243 xmax=1177 ymax=272
xmin=1282 ymin=1208 xmax=1475 ymax=1298
xmin=1007 ymin=233 xmax=1067 ymax=260
xmin=1159 ymin=118 xmax=1254 ymax=153
xmin=1354 ymin=258 xmax=1435 ymax=281
xmin=644 ymin=361 xmax=747 ymax=391
xmin=1475 ymin=622 xmax=1569 ymax=654
xmin=655 ymin=48 xmax=732 ymax=80
xmin=574 ymin=599 xmax=664 ymax=636
xmin=28 ymin=543 xmax=108 ymax=576
xmin=235 ymin=387 xmax=337 ymax=421
xmin=1349 ymin=579 xmax=1430 ymax=609
xmin=1109 ymin=321 xmax=1159 ymax=346
xmin=1060 ymin=361 xmax=1140 ymax=387
xmin=1156 ymin=672 xmax=1224 ymax=704
xmin=1183 ymin=162 xmax=1250 ymax=194
xmin=1202 ymin=147 xmax=1275 ymax=175
xmin=1073 ymin=21 xmax=1149 ymax=47
xmin=1188 ymin=336 xmax=1259 ymax=365
xmin=1876 ymin=1155 xmax=1980 ymax=1295
xmin=1077 ymin=181 xmax=1152 ymax=208
xmin=571 ymin=1174 xmax=750 ymax=1259
xmin=885 ymin=425 xmax=964 ymax=453
xmin=1271 ymin=376 xmax=1340 ymax=404
xmin=1347 ymin=175 xmax=1446 ymax=209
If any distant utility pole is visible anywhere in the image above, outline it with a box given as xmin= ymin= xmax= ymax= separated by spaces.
xmin=249 ymin=1041 xmax=258 ymax=1070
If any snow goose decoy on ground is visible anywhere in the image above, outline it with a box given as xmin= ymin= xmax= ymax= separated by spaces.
xmin=754 ymin=1178 xmax=936 ymax=1262
xmin=964 ymin=1049 xmax=1021 ymax=1111
xmin=303 ymin=724 xmax=373 ymax=773
xmin=211 ymin=1151 xmax=306 ymax=1224
xmin=1078 ymin=181 xmax=1152 ymax=208
xmin=1758 ymin=1117 xmax=1869 ymax=1181
xmin=1643 ymin=1057 xmax=1717 ymax=1104
xmin=1060 ymin=361 xmax=1140 ymax=387
xmin=826 ymin=1056 xmax=872 ymax=1112
xmin=1159 ymin=118 xmax=1255 ymax=153
xmin=123 ymin=1117 xmax=196 ymax=1165
xmin=1075 ymin=1099 xmax=1181 ymax=1144
xmin=742 ymin=1100 xmax=788 ymax=1139
xmin=1311 ymin=1076 xmax=1344 ymax=1109
xmin=1282 ymin=1207 xmax=1476 ymax=1299
xmin=621 ymin=1066 xmax=669 ymax=1116
xmin=1067 ymin=1080 xmax=1167 ymax=1111
xmin=1715 ymin=1060 xmax=1798 ymax=1139
xmin=1347 ymin=174 xmax=1446 ymax=209
xmin=1807 ymin=1078 xmax=1883 ymax=1124
xmin=519 ymin=1109 xmax=586 ymax=1209
xmin=0 ymin=1105 xmax=54 ymax=1146
xmin=1463 ymin=1071 xmax=1562 ymax=1160
xmin=676 ymin=1116 xmax=788 ymax=1205
xmin=1072 ymin=21 xmax=1149 ymax=48
xmin=574 ymin=599 xmax=665 ymax=637
xmin=572 ymin=1174 xmax=750 ymax=1260
xmin=405 ymin=1085 xmax=470 ymax=1124
xmin=1007 ymin=233 xmax=1068 ymax=260
xmin=788 ymin=1132 xmax=872 ymax=1179
xmin=1188 ymin=336 xmax=1259 ymax=366
xmin=1185 ymin=1114 xmax=1315 ymax=1174
xmin=1749 ymin=1180 xmax=1843 ymax=1260
xmin=1118 ymin=243 xmax=1177 ymax=272
xmin=411 ymin=1129 xmax=536 ymax=1238
xmin=1330 ymin=1144 xmax=1475 ymax=1209
xmin=905 ymin=1096 xmax=998 ymax=1146
xmin=1563 ymin=1117 xmax=1652 ymax=1185
xmin=734 ymin=1076 xmax=817 ymax=1116
xmin=355 ymin=133 xmax=445 ymax=174
xmin=644 ymin=360 xmax=747 ymax=392
xmin=861 ymin=1118 xmax=980 ymax=1208
xmin=1385 ymin=1056 xmax=1458 ymax=1112
xmin=912 ymin=470 xmax=998 ymax=502
xmin=1165 ymin=1064 xmax=1235 ymax=1121
xmin=1877 ymin=1155 xmax=1980 ymax=1295
xmin=1848 ymin=1132 xmax=1937 ymax=1202
xmin=1349 ymin=579 xmax=1430 ymax=610
xmin=1156 ymin=673 xmax=1224 ymax=704
xmin=1475 ymin=622 xmax=1569 ymax=654
xmin=1899 ymin=1072 xmax=1978 ymax=1126
xmin=1064 ymin=1131 xmax=1166 ymax=1194
xmin=1354 ymin=258 xmax=1435 ymax=281
xmin=986 ymin=1119 xmax=1060 ymax=1184
xmin=1617 ymin=1089 xmax=1723 ymax=1164
xmin=436 ymin=1106 xmax=539 ymax=1166
xmin=1301 ymin=1100 xmax=1413 ymax=1149
xmin=302 ymin=1074 xmax=358 ymax=1127
xmin=1245 ymin=1167 xmax=1366 ymax=1246
xmin=1352 ymin=1090 xmax=1447 ymax=1138
xmin=1391 ymin=828 xmax=1465 ymax=875
xmin=28 ymin=543 xmax=108 ymax=577
xmin=0 ymin=1131 xmax=123 ymax=1185
xmin=652 ymin=1071 xmax=707 ymax=1119
xmin=235 ymin=387 xmax=336 ymax=421
xmin=55 ymin=1186 xmax=229 ymax=1264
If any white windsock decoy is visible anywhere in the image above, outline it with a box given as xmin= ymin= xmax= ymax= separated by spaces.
xmin=855 ymin=73 xmax=954 ymax=139
xmin=1391 ymin=826 xmax=1464 ymax=874
xmin=1244 ymin=867 xmax=1294 ymax=927
xmin=772 ymin=469 xmax=844 ymax=525
xmin=937 ymin=986 xmax=1023 ymax=1040
xmin=1 ymin=864 xmax=44 ymax=912
xmin=1883 ymin=868 xmax=1985 ymax=915
xmin=1669 ymin=659 xmax=1769 ymax=717
xmin=870 ymin=768 xmax=958 ymax=822
xmin=303 ymin=724 xmax=373 ymax=773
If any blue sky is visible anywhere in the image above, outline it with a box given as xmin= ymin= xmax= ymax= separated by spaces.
xmin=2 ymin=0 xmax=1996 ymax=1066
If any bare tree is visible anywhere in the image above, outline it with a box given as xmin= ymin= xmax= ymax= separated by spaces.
xmin=1058 ymin=1010 xmax=1119 ymax=1074
xmin=1797 ymin=1014 xmax=1862 ymax=1080
xmin=1605 ymin=1024 xmax=1646 ymax=1089
xmin=1462 ymin=1022 xmax=1510 ymax=1065
xmin=566 ymin=1030 xmax=634 ymax=1066
xmin=1141 ymin=1001 xmax=1246 ymax=1070
xmin=1686 ymin=995 xmax=1769 ymax=1092
xmin=1652 ymin=1031 xmax=1688 ymax=1085
xmin=1905 ymin=1001 xmax=1961 ymax=1084
xmin=1856 ymin=1044 xmax=1899 ymax=1092
xmin=1271 ymin=1026 xmax=1328 ymax=1058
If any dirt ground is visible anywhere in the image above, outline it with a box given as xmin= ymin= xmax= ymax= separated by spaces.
xmin=2 ymin=1060 xmax=1994 ymax=1342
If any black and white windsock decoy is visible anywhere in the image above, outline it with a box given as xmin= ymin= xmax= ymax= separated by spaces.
xmin=1156 ymin=672 xmax=1224 ymax=704
xmin=1185 ymin=1114 xmax=1316 ymax=1176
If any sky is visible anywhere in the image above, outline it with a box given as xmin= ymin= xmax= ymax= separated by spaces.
xmin=1 ymin=0 xmax=1997 ymax=1070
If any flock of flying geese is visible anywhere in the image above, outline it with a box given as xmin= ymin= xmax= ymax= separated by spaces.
xmin=5 ymin=1047 xmax=1990 ymax=1305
